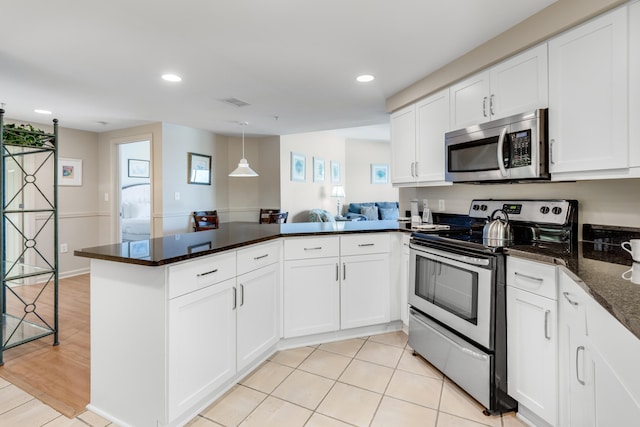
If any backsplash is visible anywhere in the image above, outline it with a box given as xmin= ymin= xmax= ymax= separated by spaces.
xmin=582 ymin=224 xmax=640 ymax=266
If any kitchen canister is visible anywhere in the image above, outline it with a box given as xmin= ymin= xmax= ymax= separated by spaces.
xmin=621 ymin=239 xmax=640 ymax=284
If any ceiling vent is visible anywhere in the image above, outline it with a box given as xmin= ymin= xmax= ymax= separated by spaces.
xmin=222 ymin=97 xmax=250 ymax=107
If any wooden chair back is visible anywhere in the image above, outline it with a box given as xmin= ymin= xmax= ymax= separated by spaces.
xmin=193 ymin=210 xmax=219 ymax=231
xmin=259 ymin=208 xmax=280 ymax=223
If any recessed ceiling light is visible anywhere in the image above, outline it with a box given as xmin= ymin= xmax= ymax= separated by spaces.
xmin=34 ymin=109 xmax=52 ymax=115
xmin=162 ymin=74 xmax=182 ymax=82
xmin=356 ymin=74 xmax=375 ymax=83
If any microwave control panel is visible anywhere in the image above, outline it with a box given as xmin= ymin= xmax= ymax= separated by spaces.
xmin=509 ymin=129 xmax=532 ymax=168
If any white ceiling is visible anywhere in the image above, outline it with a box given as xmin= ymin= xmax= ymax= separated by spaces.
xmin=0 ymin=0 xmax=555 ymax=139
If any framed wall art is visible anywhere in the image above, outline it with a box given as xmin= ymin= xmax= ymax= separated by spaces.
xmin=188 ymin=152 xmax=211 ymax=185
xmin=330 ymin=160 xmax=340 ymax=184
xmin=128 ymin=159 xmax=150 ymax=178
xmin=58 ymin=158 xmax=83 ymax=186
xmin=371 ymin=163 xmax=389 ymax=184
xmin=290 ymin=152 xmax=306 ymax=182
xmin=313 ymin=157 xmax=325 ymax=183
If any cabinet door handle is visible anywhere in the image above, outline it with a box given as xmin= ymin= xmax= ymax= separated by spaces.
xmin=336 ymin=263 xmax=339 ymax=281
xmin=233 ymin=286 xmax=237 ymax=310
xmin=563 ymin=292 xmax=579 ymax=306
xmin=490 ymin=94 xmax=495 ymax=116
xmin=343 ymin=263 xmax=346 ymax=280
xmin=304 ymin=247 xmax=322 ymax=251
xmin=576 ymin=345 xmax=586 ymax=385
xmin=358 ymin=243 xmax=375 ymax=247
xmin=254 ymin=254 xmax=269 ymax=260
xmin=197 ymin=268 xmax=218 ymax=277
xmin=411 ymin=162 xmax=415 ymax=177
xmin=550 ymin=139 xmax=555 ymax=164
xmin=544 ymin=310 xmax=551 ymax=339
xmin=514 ymin=271 xmax=544 ymax=283
xmin=483 ymin=97 xmax=488 ymax=117
xmin=239 ymin=284 xmax=245 ymax=306
xmin=414 ymin=161 xmax=419 ymax=177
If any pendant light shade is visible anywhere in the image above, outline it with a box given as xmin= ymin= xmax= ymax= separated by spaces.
xmin=229 ymin=122 xmax=258 ymax=177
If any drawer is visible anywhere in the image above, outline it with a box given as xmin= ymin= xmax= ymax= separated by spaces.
xmin=340 ymin=233 xmax=390 ymax=256
xmin=237 ymin=240 xmax=281 ymax=276
xmin=507 ymin=256 xmax=557 ymax=300
xmin=168 ymin=251 xmax=237 ymax=299
xmin=284 ymin=236 xmax=340 ymax=260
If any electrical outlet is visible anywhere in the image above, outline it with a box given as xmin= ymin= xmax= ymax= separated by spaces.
xmin=438 ymin=200 xmax=446 ymax=212
xmin=60 ymin=243 xmax=68 ymax=253
xmin=104 ymin=192 xmax=109 ymax=202
xmin=174 ymin=192 xmax=180 ymax=201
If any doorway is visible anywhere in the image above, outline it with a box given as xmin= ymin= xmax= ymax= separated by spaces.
xmin=118 ymin=140 xmax=151 ymax=242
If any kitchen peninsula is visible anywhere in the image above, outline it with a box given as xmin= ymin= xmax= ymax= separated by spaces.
xmin=75 ymin=221 xmax=406 ymax=427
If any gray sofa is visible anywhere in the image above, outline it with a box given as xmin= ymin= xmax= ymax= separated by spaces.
xmin=344 ymin=202 xmax=400 ymax=221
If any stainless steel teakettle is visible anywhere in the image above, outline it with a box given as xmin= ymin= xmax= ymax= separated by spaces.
xmin=483 ymin=209 xmax=513 ymax=247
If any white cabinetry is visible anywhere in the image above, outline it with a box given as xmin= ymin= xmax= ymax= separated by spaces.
xmin=506 ymin=257 xmax=558 ymax=426
xmin=548 ymin=7 xmax=628 ymax=177
xmin=236 ymin=242 xmax=281 ymax=371
xmin=340 ymin=234 xmax=390 ymax=329
xmin=558 ymin=270 xmax=640 ymax=427
xmin=450 ymin=44 xmax=548 ymax=129
xmin=630 ymin=1 xmax=640 ymax=167
xmin=283 ymin=236 xmax=340 ymax=338
xmin=390 ymin=89 xmax=450 ymax=186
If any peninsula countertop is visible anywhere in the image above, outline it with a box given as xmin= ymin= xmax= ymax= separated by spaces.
xmin=74 ymin=220 xmax=407 ymax=266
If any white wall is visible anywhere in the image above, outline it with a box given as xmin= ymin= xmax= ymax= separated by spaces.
xmin=345 ymin=138 xmax=398 ymax=212
xmin=280 ymin=131 xmax=346 ymax=221
xmin=401 ymin=179 xmax=640 ymax=237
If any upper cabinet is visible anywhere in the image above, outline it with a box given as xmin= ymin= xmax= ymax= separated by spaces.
xmin=390 ymin=89 xmax=450 ymax=186
xmin=450 ymin=44 xmax=548 ymax=130
xmin=630 ymin=0 xmax=640 ymax=168
xmin=548 ymin=6 xmax=629 ymax=177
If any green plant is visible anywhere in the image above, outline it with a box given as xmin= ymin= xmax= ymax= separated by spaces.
xmin=2 ymin=123 xmax=46 ymax=146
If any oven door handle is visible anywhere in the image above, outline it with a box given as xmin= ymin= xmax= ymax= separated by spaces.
xmin=497 ymin=127 xmax=509 ymax=178
xmin=411 ymin=245 xmax=490 ymax=267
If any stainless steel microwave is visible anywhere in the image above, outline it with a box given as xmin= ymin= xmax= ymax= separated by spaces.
xmin=444 ymin=109 xmax=549 ymax=183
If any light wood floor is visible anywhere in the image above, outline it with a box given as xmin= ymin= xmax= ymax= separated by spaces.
xmin=0 ymin=274 xmax=90 ymax=418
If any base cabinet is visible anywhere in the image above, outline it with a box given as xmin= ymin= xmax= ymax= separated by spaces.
xmin=341 ymin=252 xmax=390 ymax=329
xmin=559 ymin=270 xmax=640 ymax=426
xmin=168 ymin=279 xmax=236 ymax=421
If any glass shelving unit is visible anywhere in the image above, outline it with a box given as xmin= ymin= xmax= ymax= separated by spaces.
xmin=0 ymin=108 xmax=59 ymax=365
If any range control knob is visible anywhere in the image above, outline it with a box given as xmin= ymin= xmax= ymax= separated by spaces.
xmin=540 ymin=206 xmax=550 ymax=214
xmin=472 ymin=204 xmax=480 ymax=211
xmin=480 ymin=204 xmax=488 ymax=211
xmin=552 ymin=207 xmax=563 ymax=215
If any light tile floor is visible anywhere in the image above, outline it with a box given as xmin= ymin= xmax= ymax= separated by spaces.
xmin=0 ymin=331 xmax=530 ymax=427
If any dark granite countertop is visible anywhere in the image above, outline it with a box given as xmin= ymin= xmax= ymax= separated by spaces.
xmin=74 ymin=220 xmax=408 ymax=266
xmin=505 ymin=242 xmax=640 ymax=341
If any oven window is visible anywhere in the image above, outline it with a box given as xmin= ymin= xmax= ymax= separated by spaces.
xmin=414 ymin=255 xmax=479 ymax=324
xmin=449 ymin=136 xmax=501 ymax=172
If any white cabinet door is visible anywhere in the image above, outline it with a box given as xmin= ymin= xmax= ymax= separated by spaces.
xmin=236 ymin=263 xmax=280 ymax=371
xmin=415 ymin=89 xmax=450 ymax=183
xmin=168 ymin=278 xmax=236 ymax=420
xmin=450 ymin=71 xmax=490 ymax=129
xmin=390 ymin=104 xmax=417 ymax=184
xmin=630 ymin=1 xmax=640 ymax=167
xmin=558 ymin=273 xmax=595 ymax=427
xmin=548 ymin=7 xmax=628 ymax=175
xmin=400 ymin=235 xmax=410 ymax=326
xmin=507 ymin=287 xmax=557 ymax=426
xmin=283 ymin=257 xmax=340 ymax=338
xmin=341 ymin=253 xmax=390 ymax=329
xmin=591 ymin=349 xmax=640 ymax=426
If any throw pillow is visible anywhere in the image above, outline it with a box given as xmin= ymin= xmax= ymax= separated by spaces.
xmin=360 ymin=205 xmax=379 ymax=221
xmin=379 ymin=207 xmax=399 ymax=220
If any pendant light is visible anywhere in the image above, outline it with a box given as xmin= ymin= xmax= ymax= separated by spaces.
xmin=229 ymin=121 xmax=258 ymax=177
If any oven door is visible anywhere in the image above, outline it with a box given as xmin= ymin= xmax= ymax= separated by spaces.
xmin=409 ymin=244 xmax=494 ymax=349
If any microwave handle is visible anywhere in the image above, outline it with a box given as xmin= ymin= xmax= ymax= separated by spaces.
xmin=497 ymin=127 xmax=509 ymax=177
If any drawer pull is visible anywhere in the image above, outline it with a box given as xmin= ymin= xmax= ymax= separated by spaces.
xmin=304 ymin=247 xmax=322 ymax=251
xmin=358 ymin=243 xmax=375 ymax=247
xmin=197 ymin=269 xmax=218 ymax=277
xmin=514 ymin=271 xmax=543 ymax=283
xmin=254 ymin=254 xmax=269 ymax=260
xmin=563 ymin=292 xmax=579 ymax=306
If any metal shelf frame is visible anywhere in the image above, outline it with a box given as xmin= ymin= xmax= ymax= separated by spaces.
xmin=0 ymin=108 xmax=59 ymax=365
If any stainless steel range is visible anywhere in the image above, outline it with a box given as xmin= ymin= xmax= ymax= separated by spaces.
xmin=408 ymin=199 xmax=577 ymax=415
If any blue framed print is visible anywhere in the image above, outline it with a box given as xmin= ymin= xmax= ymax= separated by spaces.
xmin=291 ymin=152 xmax=306 ymax=182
